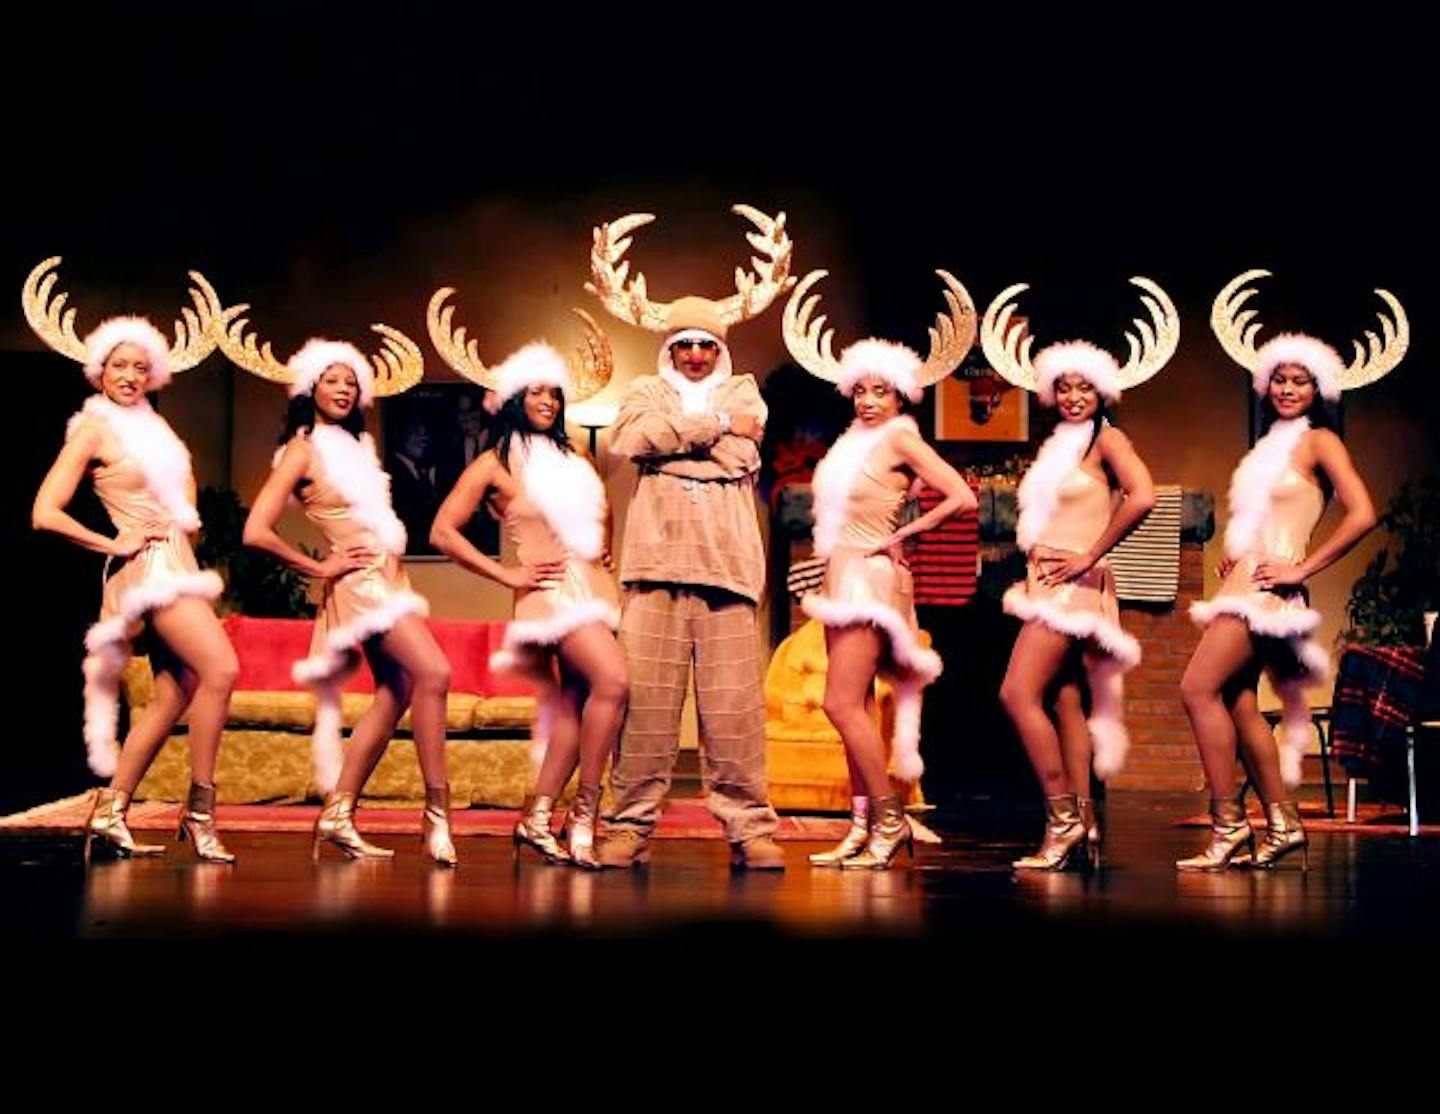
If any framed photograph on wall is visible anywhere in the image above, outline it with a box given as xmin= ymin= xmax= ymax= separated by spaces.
xmin=934 ymin=323 xmax=1029 ymax=442
xmin=381 ymin=383 xmax=500 ymax=558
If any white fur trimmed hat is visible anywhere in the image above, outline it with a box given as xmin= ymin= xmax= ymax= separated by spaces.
xmin=835 ymin=338 xmax=925 ymax=402
xmin=287 ymin=338 xmax=376 ymax=407
xmin=83 ymin=317 xmax=173 ymax=390
xmin=487 ymin=343 xmax=573 ymax=413
xmin=1252 ymin=333 xmax=1343 ymax=401
xmin=1033 ymin=341 xmax=1122 ymax=405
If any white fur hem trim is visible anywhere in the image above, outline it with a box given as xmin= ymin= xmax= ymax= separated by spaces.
xmin=890 ymin=678 xmax=926 ymax=782
xmin=800 ymin=595 xmax=943 ymax=683
xmin=291 ymin=593 xmax=429 ymax=689
xmin=1001 ymin=585 xmax=1141 ymax=669
xmin=80 ymin=571 xmax=223 ymax=777
xmin=1189 ymin=595 xmax=1321 ymax=640
xmin=1086 ymin=656 xmax=1130 ymax=781
xmin=497 ymin=600 xmax=620 ymax=656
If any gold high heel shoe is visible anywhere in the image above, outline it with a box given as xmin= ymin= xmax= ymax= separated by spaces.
xmin=1077 ymin=796 xmax=1102 ymax=870
xmin=312 ymin=792 xmax=394 ymax=861
xmin=840 ymin=794 xmax=912 ymax=870
xmin=85 ymin=787 xmax=166 ymax=863
xmin=177 ymin=782 xmax=235 ymax=864
xmin=810 ymin=797 xmax=870 ymax=867
xmin=1175 ymin=795 xmax=1254 ymax=871
xmin=513 ymin=794 xmax=570 ymax=864
xmin=1249 ymin=801 xmax=1308 ymax=870
xmin=1013 ymin=794 xmax=1089 ymax=871
xmin=422 ymin=785 xmax=459 ymax=867
xmin=564 ymin=782 xmax=603 ymax=870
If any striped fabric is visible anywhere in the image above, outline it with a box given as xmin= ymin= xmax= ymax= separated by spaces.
xmin=1110 ymin=484 xmax=1182 ymax=603
xmin=910 ymin=490 xmax=979 ymax=607
xmin=786 ymin=556 xmax=826 ymax=599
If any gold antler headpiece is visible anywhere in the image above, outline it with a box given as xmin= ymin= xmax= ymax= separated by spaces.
xmin=586 ymin=204 xmax=795 ymax=333
xmin=22 ymin=256 xmax=221 ymax=388
xmin=783 ymin=269 xmax=976 ymax=400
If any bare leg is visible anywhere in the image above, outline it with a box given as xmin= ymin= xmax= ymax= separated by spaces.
xmin=1179 ymin=617 xmax=1258 ymax=798
xmin=823 ymin=624 xmax=889 ymax=798
xmin=144 ymin=597 xmax=238 ymax=788
xmin=999 ymin=622 xmax=1078 ymax=796
xmin=110 ymin=659 xmax=197 ymax=795
xmin=1231 ymin=681 xmax=1286 ymax=807
xmin=377 ymin=615 xmax=451 ymax=789
xmin=535 ymin=659 xmax=581 ymax=800
xmin=557 ymin=623 xmax=629 ymax=789
xmin=1053 ymin=674 xmax=1092 ymax=801
xmin=337 ymin=647 xmax=410 ymax=796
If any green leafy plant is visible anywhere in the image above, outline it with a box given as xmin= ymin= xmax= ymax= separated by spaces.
xmin=1344 ymin=479 xmax=1440 ymax=646
xmin=195 ymin=487 xmax=316 ymax=618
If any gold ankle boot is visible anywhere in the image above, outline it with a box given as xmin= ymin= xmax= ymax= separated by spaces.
xmin=1077 ymin=796 xmax=1102 ymax=869
xmin=514 ymin=795 xmax=569 ymax=864
xmin=1013 ymin=794 xmax=1089 ymax=871
xmin=422 ymin=786 xmax=459 ymax=867
xmin=85 ymin=787 xmax=165 ymax=862
xmin=177 ymin=782 xmax=235 ymax=864
xmin=565 ymin=783 xmax=603 ymax=870
xmin=841 ymin=794 xmax=912 ymax=870
xmin=1250 ymin=801 xmax=1308 ymax=870
xmin=1175 ymin=796 xmax=1254 ymax=871
xmin=809 ymin=797 xmax=870 ymax=866
xmin=312 ymin=792 xmax=394 ymax=861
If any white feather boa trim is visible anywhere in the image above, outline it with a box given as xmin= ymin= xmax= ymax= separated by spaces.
xmin=1016 ymin=421 xmax=1095 ymax=553
xmin=491 ymin=600 xmax=621 ymax=665
xmin=513 ymin=436 xmax=606 ymax=560
xmin=810 ymin=416 xmax=916 ymax=559
xmin=69 ymin=396 xmax=200 ymax=532
xmin=1221 ymin=417 xmax=1309 ymax=561
xmin=81 ymin=571 xmax=224 ymax=777
xmin=308 ymin=425 xmax=407 ymax=555
xmin=292 ymin=591 xmax=429 ymax=794
xmin=1001 ymin=586 xmax=1142 ymax=669
xmin=800 ymin=593 xmax=942 ymax=783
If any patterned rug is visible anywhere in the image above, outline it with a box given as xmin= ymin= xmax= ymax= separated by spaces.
xmin=0 ymin=793 xmax=851 ymax=841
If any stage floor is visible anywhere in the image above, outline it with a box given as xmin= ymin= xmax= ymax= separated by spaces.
xmin=4 ymin=792 xmax=1439 ymax=951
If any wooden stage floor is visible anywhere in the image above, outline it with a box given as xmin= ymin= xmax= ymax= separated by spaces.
xmin=5 ymin=792 xmax=1440 ymax=956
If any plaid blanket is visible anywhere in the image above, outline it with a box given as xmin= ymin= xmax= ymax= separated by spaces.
xmin=1331 ymin=644 xmax=1427 ymax=786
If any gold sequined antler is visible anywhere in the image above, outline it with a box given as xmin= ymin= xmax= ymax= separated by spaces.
xmin=586 ymin=205 xmax=796 ymax=331
xmin=979 ymin=283 xmax=1039 ymax=392
xmin=1210 ymin=269 xmax=1269 ymax=374
xmin=1116 ymin=277 xmax=1179 ymax=390
xmin=917 ymin=270 xmax=978 ymax=387
xmin=368 ymin=324 xmax=425 ymax=398
xmin=212 ymin=296 xmax=296 ymax=386
xmin=23 ymin=257 xmax=220 ymax=371
xmin=1340 ymin=289 xmax=1408 ymax=391
xmin=782 ymin=270 xmax=842 ymax=383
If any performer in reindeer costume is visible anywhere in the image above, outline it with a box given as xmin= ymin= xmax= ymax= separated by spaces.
xmin=1178 ymin=271 xmax=1402 ymax=871
xmin=587 ymin=205 xmax=791 ymax=870
xmin=980 ymin=278 xmax=1176 ymax=870
xmin=26 ymin=258 xmax=239 ymax=863
xmin=214 ymin=291 xmax=459 ymax=865
xmin=428 ymin=290 xmax=625 ymax=868
xmin=782 ymin=268 xmax=978 ymax=869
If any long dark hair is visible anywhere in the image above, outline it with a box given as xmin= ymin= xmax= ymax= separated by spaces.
xmin=485 ymin=386 xmax=573 ymax=471
xmin=278 ymin=393 xmax=366 ymax=444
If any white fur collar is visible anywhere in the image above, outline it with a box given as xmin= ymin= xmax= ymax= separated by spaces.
xmin=1223 ymin=417 xmax=1310 ymax=560
xmin=69 ymin=395 xmax=199 ymax=531
xmin=1016 ymin=420 xmax=1096 ymax=552
xmin=308 ymin=424 xmax=407 ymax=555
xmin=658 ymin=366 xmax=731 ymax=416
xmin=512 ymin=435 xmax=606 ymax=560
xmin=811 ymin=416 xmax=916 ymax=558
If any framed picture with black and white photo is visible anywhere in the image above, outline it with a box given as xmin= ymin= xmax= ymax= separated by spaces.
xmin=382 ymin=383 xmax=500 ymax=558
